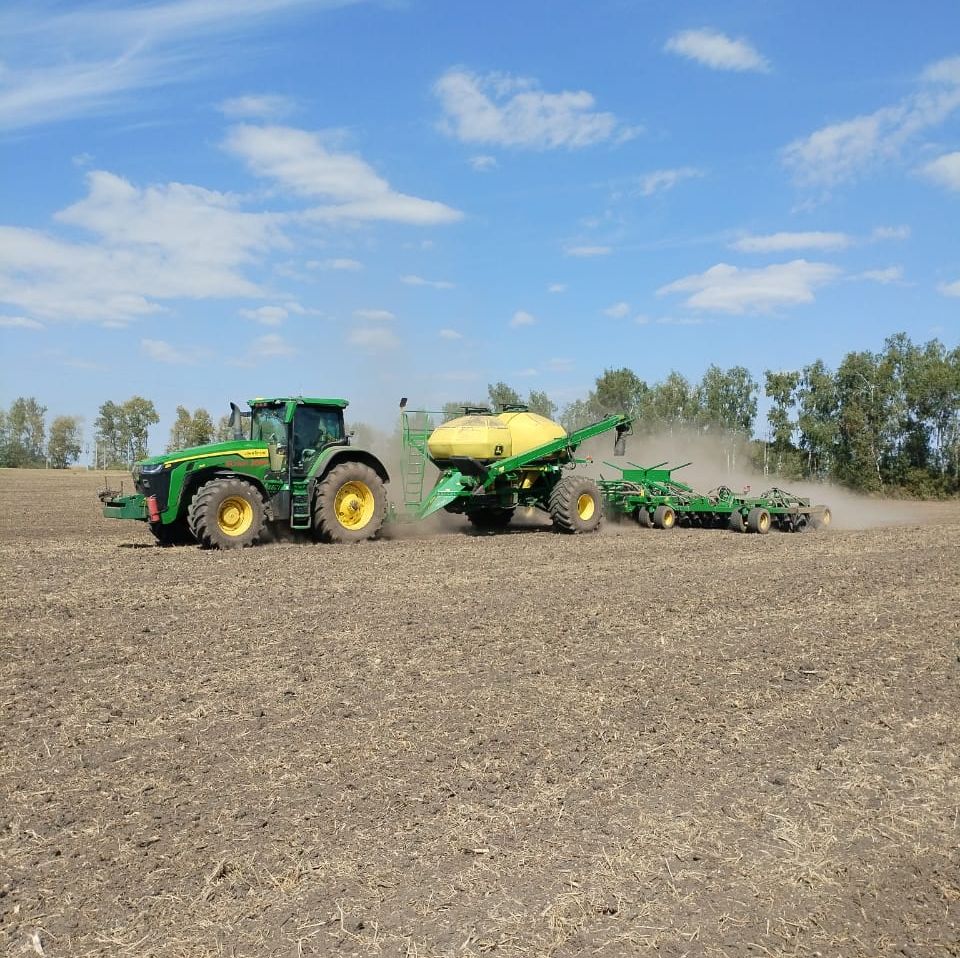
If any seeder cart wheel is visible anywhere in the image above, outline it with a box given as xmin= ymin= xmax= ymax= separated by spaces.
xmin=746 ymin=507 xmax=771 ymax=535
xmin=467 ymin=508 xmax=515 ymax=532
xmin=653 ymin=505 xmax=676 ymax=530
xmin=810 ymin=507 xmax=832 ymax=530
xmin=636 ymin=508 xmax=652 ymax=528
xmin=728 ymin=511 xmax=746 ymax=533
xmin=549 ymin=476 xmax=603 ymax=534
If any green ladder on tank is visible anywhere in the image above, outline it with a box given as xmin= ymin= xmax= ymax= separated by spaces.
xmin=399 ymin=409 xmax=435 ymax=516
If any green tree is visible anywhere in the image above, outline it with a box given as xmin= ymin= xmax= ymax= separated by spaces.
xmin=559 ymin=398 xmax=592 ymax=432
xmin=647 ymin=372 xmax=698 ymax=429
xmin=698 ymin=365 xmax=758 ymax=434
xmin=188 ymin=408 xmax=215 ymax=447
xmin=527 ymin=389 xmax=557 ymax=420
xmin=764 ymin=370 xmax=801 ymax=474
xmin=3 ymin=397 xmax=47 ymax=466
xmin=47 ymin=415 xmax=84 ymax=469
xmin=167 ymin=406 xmax=193 ymax=452
xmin=215 ymin=414 xmax=234 ymax=442
xmin=589 ymin=367 xmax=648 ymax=418
xmin=796 ymin=359 xmax=838 ymax=480
xmin=487 ymin=381 xmax=521 ymax=410
xmin=95 ymin=397 xmax=159 ymax=468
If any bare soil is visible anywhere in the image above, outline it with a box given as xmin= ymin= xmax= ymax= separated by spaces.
xmin=1 ymin=468 xmax=958 ymax=957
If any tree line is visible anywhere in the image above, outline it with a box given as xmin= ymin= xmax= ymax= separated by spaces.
xmin=3 ymin=332 xmax=957 ymax=494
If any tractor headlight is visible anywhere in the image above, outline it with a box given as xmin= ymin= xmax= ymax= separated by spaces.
xmin=139 ymin=462 xmax=165 ymax=474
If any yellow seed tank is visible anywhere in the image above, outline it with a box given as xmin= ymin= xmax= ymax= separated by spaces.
xmin=427 ymin=410 xmax=566 ymax=463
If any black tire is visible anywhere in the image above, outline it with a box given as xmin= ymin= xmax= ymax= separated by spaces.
xmin=746 ymin=507 xmax=771 ymax=535
xmin=467 ymin=508 xmax=515 ymax=532
xmin=548 ymin=476 xmax=603 ymax=534
xmin=149 ymin=516 xmax=195 ymax=547
xmin=636 ymin=508 xmax=652 ymax=528
xmin=728 ymin=510 xmax=746 ymax=533
xmin=188 ymin=478 xmax=265 ymax=550
xmin=810 ymin=507 xmax=832 ymax=530
xmin=313 ymin=461 xmax=387 ymax=543
xmin=653 ymin=504 xmax=676 ymax=530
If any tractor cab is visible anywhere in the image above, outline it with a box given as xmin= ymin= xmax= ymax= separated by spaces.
xmin=247 ymin=397 xmax=348 ymax=475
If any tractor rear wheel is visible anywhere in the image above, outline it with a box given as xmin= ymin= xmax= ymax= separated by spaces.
xmin=467 ymin=508 xmax=515 ymax=532
xmin=728 ymin=510 xmax=746 ymax=533
xmin=747 ymin=507 xmax=771 ymax=535
xmin=549 ymin=476 xmax=603 ymax=534
xmin=313 ymin=462 xmax=387 ymax=543
xmin=653 ymin=505 xmax=676 ymax=530
xmin=188 ymin=478 xmax=265 ymax=549
xmin=636 ymin=507 xmax=652 ymax=528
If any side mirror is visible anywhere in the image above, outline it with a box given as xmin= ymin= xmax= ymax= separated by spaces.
xmin=267 ymin=440 xmax=286 ymax=472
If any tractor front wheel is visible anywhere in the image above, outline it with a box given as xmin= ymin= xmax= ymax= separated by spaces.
xmin=149 ymin=516 xmax=195 ymax=547
xmin=188 ymin=478 xmax=265 ymax=549
xmin=313 ymin=462 xmax=387 ymax=543
xmin=549 ymin=476 xmax=603 ymax=534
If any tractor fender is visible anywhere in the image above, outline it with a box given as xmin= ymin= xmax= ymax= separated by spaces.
xmin=313 ymin=448 xmax=390 ymax=486
xmin=175 ymin=466 xmax=270 ymax=518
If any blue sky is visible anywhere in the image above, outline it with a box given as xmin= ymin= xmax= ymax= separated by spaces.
xmin=2 ymin=0 xmax=959 ymax=451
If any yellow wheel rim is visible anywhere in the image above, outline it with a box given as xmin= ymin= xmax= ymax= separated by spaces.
xmin=577 ymin=493 xmax=596 ymax=521
xmin=760 ymin=513 xmax=770 ymax=532
xmin=335 ymin=481 xmax=375 ymax=529
xmin=218 ymin=496 xmax=254 ymax=536
xmin=663 ymin=510 xmax=675 ymax=528
xmin=821 ymin=509 xmax=831 ymax=527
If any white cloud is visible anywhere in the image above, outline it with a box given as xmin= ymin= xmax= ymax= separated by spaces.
xmin=0 ymin=171 xmax=282 ymax=322
xmin=548 ymin=283 xmax=567 ymax=294
xmin=919 ymin=151 xmax=960 ymax=191
xmin=469 ymin=155 xmax=498 ymax=172
xmin=347 ymin=326 xmax=400 ymax=350
xmin=401 ymin=274 xmax=455 ymax=289
xmin=604 ymin=301 xmax=631 ymax=318
xmin=638 ymin=167 xmax=704 ymax=196
xmin=219 ymin=94 xmax=296 ymax=120
xmin=353 ymin=308 xmax=395 ymax=322
xmin=732 ymin=231 xmax=852 ymax=252
xmin=310 ymin=257 xmax=363 ymax=271
xmin=439 ymin=328 xmax=463 ymax=340
xmin=664 ymin=28 xmax=770 ymax=73
xmin=872 ymin=225 xmax=911 ymax=241
xmin=254 ymin=333 xmax=294 ymax=358
xmin=224 ymin=123 xmax=462 ymax=224
xmin=0 ymin=314 xmax=43 ymax=329
xmin=141 ymin=338 xmax=197 ymax=364
xmin=0 ymin=0 xmax=361 ymax=131
xmin=510 ymin=310 xmax=536 ymax=327
xmin=938 ymin=279 xmax=960 ymax=298
xmin=783 ymin=56 xmax=960 ymax=187
xmin=565 ymin=245 xmax=611 ymax=257
xmin=241 ymin=305 xmax=288 ymax=325
xmin=434 ymin=69 xmax=637 ymax=150
xmin=658 ymin=260 xmax=842 ymax=314
xmin=546 ymin=357 xmax=574 ymax=372
xmin=858 ymin=266 xmax=904 ymax=284
xmin=656 ymin=316 xmax=704 ymax=326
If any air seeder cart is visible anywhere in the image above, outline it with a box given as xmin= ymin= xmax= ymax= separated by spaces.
xmin=400 ymin=402 xmax=632 ymax=533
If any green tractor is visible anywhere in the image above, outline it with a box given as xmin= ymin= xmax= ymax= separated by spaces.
xmin=100 ymin=397 xmax=388 ymax=548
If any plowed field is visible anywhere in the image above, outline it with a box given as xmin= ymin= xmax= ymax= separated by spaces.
xmin=2 ymin=469 xmax=958 ymax=957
